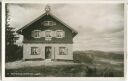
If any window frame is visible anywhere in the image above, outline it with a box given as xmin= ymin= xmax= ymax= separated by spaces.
xmin=43 ymin=21 xmax=56 ymax=26
xmin=56 ymin=30 xmax=65 ymax=38
xmin=31 ymin=30 xmax=41 ymax=38
xmin=59 ymin=47 xmax=68 ymax=55
xmin=31 ymin=47 xmax=40 ymax=55
xmin=45 ymin=30 xmax=52 ymax=39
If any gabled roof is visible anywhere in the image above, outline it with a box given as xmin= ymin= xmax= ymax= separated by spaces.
xmin=17 ymin=12 xmax=78 ymax=37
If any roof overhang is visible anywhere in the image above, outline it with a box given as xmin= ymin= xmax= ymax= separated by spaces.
xmin=17 ymin=12 xmax=78 ymax=37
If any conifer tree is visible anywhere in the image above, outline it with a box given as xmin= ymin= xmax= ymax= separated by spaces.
xmin=6 ymin=3 xmax=19 ymax=46
xmin=5 ymin=4 xmax=19 ymax=62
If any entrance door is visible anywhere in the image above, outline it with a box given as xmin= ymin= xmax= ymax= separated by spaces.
xmin=45 ymin=46 xmax=52 ymax=59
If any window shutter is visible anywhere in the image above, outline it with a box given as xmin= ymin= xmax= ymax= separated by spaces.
xmin=50 ymin=30 xmax=53 ymax=37
xmin=51 ymin=31 xmax=55 ymax=37
xmin=53 ymin=22 xmax=56 ymax=25
xmin=63 ymin=31 xmax=65 ymax=37
xmin=37 ymin=48 xmax=40 ymax=55
xmin=54 ymin=31 xmax=57 ymax=37
xmin=31 ymin=31 xmax=34 ymax=37
xmin=40 ymin=31 xmax=45 ymax=37
xmin=66 ymin=48 xmax=68 ymax=55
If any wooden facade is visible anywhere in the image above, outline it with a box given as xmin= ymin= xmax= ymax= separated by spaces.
xmin=17 ymin=6 xmax=78 ymax=61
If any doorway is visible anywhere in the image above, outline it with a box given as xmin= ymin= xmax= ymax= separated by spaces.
xmin=45 ymin=46 xmax=52 ymax=59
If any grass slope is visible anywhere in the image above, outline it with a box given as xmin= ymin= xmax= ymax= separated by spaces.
xmin=5 ymin=50 xmax=124 ymax=77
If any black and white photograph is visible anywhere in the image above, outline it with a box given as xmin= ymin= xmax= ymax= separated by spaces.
xmin=0 ymin=2 xmax=1 ymax=79
xmin=5 ymin=3 xmax=124 ymax=77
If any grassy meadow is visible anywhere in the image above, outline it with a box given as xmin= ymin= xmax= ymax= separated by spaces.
xmin=5 ymin=50 xmax=124 ymax=77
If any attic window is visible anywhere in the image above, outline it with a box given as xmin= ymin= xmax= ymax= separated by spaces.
xmin=56 ymin=30 xmax=65 ymax=38
xmin=43 ymin=21 xmax=56 ymax=26
xmin=45 ymin=30 xmax=52 ymax=40
xmin=31 ymin=30 xmax=41 ymax=38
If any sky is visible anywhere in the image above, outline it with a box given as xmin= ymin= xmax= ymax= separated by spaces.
xmin=7 ymin=3 xmax=124 ymax=52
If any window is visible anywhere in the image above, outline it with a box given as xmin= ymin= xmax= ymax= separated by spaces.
xmin=56 ymin=30 xmax=65 ymax=38
xmin=31 ymin=47 xmax=40 ymax=55
xmin=43 ymin=21 xmax=56 ymax=26
xmin=31 ymin=30 xmax=41 ymax=38
xmin=45 ymin=30 xmax=52 ymax=38
xmin=59 ymin=47 xmax=67 ymax=55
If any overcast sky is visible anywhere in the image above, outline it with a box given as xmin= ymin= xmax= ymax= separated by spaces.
xmin=7 ymin=3 xmax=124 ymax=52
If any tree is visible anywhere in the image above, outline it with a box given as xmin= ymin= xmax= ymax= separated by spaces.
xmin=5 ymin=4 xmax=21 ymax=62
xmin=6 ymin=3 xmax=19 ymax=46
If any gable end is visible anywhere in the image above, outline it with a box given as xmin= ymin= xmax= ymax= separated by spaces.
xmin=17 ymin=12 xmax=78 ymax=37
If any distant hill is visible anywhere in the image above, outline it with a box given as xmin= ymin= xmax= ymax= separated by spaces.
xmin=73 ymin=50 xmax=124 ymax=61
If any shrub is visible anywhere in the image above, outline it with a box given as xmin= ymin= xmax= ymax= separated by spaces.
xmin=73 ymin=52 xmax=93 ymax=64
xmin=6 ymin=45 xmax=23 ymax=62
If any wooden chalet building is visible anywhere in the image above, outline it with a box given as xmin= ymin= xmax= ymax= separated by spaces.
xmin=17 ymin=5 xmax=78 ymax=61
